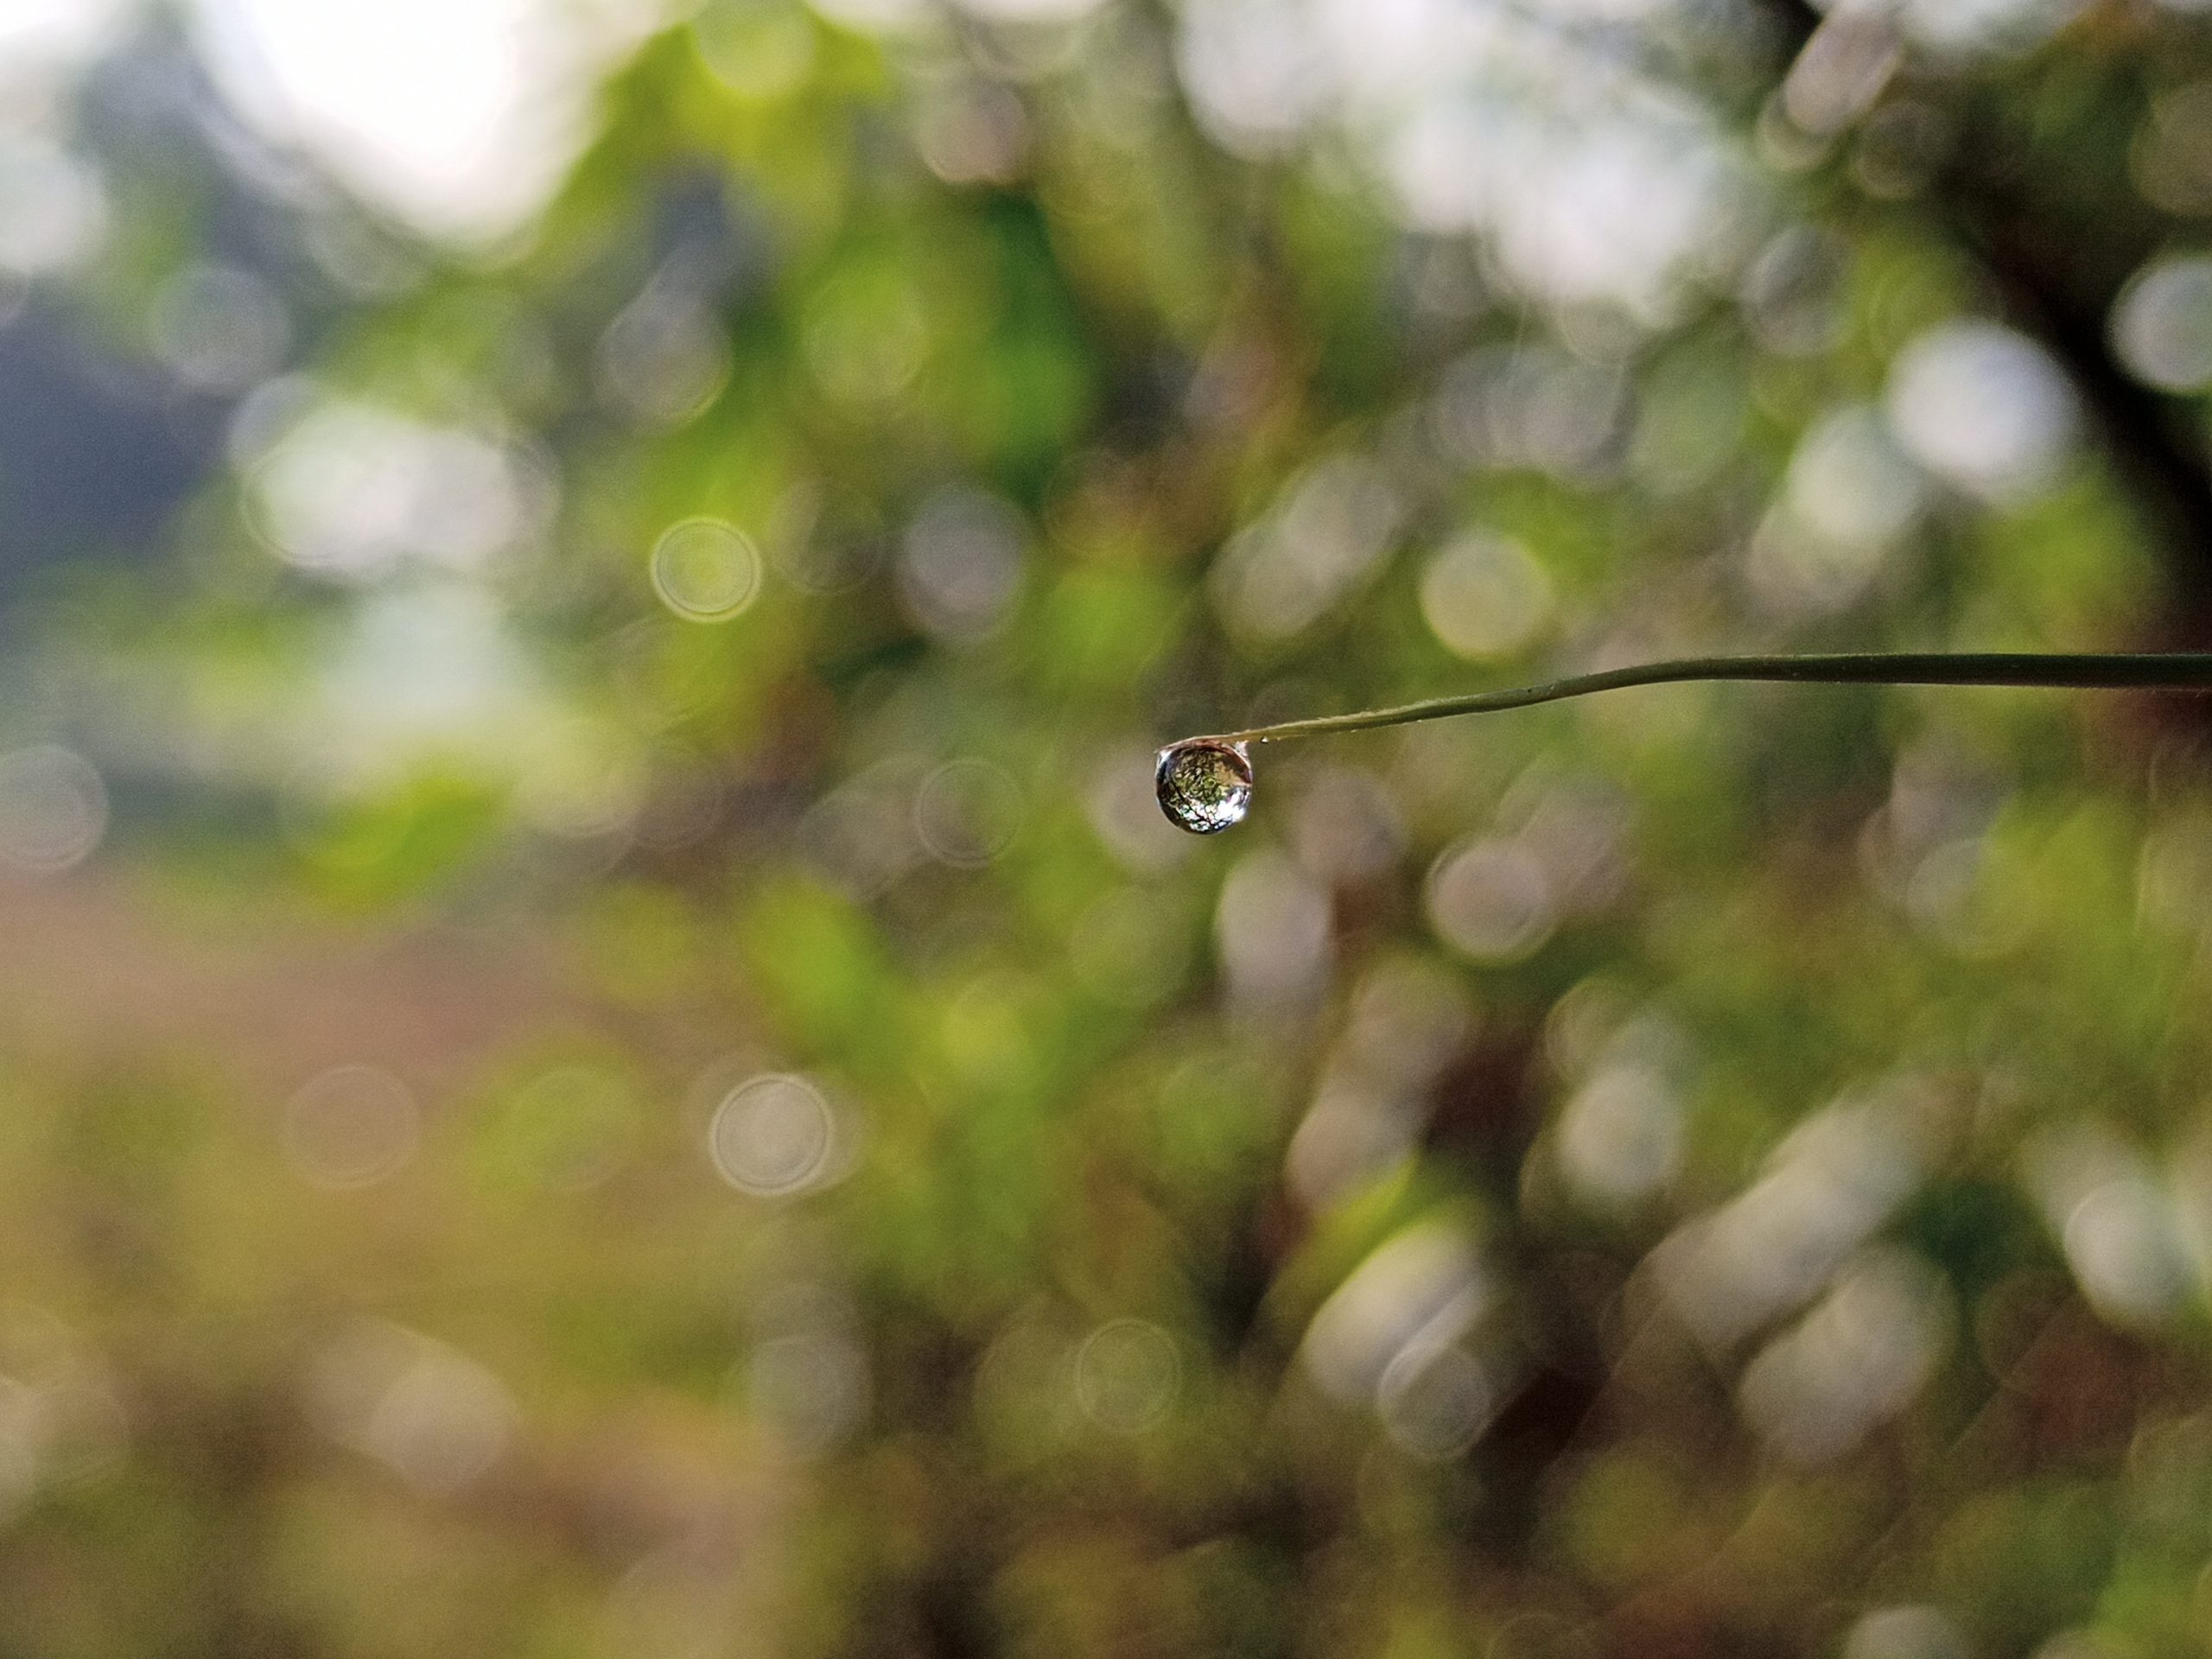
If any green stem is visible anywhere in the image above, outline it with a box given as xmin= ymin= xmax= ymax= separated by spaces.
xmin=1209 ymin=652 xmax=2212 ymax=746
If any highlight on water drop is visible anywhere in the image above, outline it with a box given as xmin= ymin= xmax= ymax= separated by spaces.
xmin=1154 ymin=738 xmax=1254 ymax=835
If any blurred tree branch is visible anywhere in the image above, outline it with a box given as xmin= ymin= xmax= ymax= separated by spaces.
xmin=1761 ymin=0 xmax=2212 ymax=645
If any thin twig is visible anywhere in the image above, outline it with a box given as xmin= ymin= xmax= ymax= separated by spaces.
xmin=1204 ymin=652 xmax=2212 ymax=746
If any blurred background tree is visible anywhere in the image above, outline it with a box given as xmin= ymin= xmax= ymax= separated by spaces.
xmin=6 ymin=0 xmax=2212 ymax=1654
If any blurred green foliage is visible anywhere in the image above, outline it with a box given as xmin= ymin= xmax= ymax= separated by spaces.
xmin=12 ymin=0 xmax=2212 ymax=1656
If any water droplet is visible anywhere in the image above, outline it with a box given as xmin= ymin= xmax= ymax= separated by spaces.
xmin=1154 ymin=739 xmax=1253 ymax=835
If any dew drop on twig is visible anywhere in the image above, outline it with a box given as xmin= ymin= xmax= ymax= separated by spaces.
xmin=1154 ymin=739 xmax=1253 ymax=835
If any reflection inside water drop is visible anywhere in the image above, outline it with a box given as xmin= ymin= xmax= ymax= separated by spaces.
xmin=1154 ymin=739 xmax=1253 ymax=834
